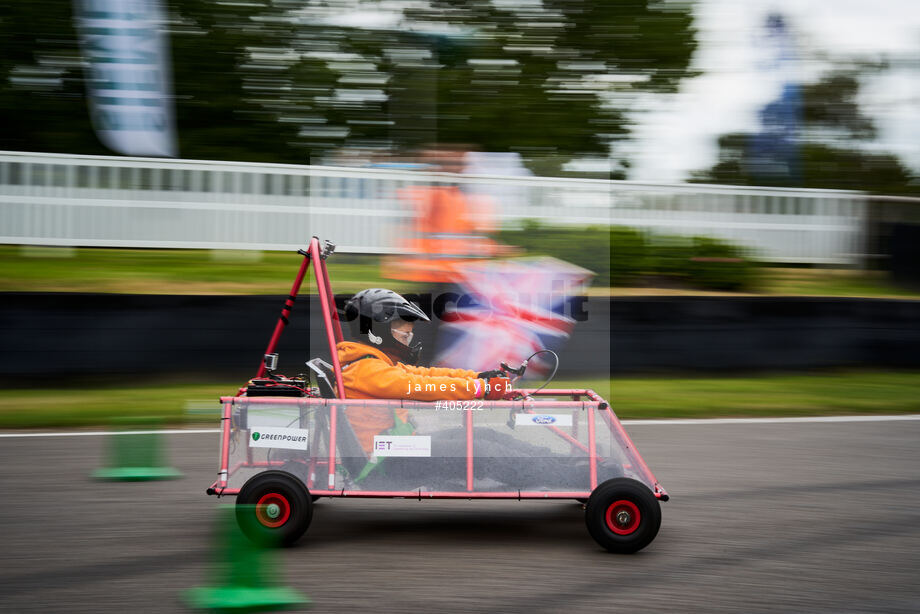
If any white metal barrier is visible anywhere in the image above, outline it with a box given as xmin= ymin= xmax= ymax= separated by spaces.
xmin=0 ymin=150 xmax=868 ymax=263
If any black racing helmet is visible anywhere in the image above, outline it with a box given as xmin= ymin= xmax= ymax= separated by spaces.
xmin=343 ymin=288 xmax=430 ymax=364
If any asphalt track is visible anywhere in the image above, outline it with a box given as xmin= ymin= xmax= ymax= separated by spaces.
xmin=2 ymin=418 xmax=919 ymax=613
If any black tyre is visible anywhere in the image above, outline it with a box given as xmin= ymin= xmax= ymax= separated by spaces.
xmin=585 ymin=478 xmax=661 ymax=554
xmin=236 ymin=471 xmax=313 ymax=547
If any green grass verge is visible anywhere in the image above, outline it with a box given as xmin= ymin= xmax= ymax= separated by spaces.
xmin=1 ymin=246 xmax=417 ymax=295
xmin=759 ymin=267 xmax=920 ymax=298
xmin=2 ymin=371 xmax=918 ymax=429
xmin=0 ymin=383 xmax=236 ymax=428
xmin=580 ymin=371 xmax=920 ymax=419
xmin=3 ymin=246 xmax=918 ymax=298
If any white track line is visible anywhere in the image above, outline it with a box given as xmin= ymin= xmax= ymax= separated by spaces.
xmin=1 ymin=415 xmax=919 ymax=438
xmin=0 ymin=428 xmax=220 ymax=438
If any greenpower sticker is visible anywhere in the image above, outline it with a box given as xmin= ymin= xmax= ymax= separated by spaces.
xmin=248 ymin=427 xmax=309 ymax=451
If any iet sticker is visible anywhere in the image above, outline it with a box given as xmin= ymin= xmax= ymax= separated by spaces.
xmin=515 ymin=414 xmax=573 ymax=427
xmin=372 ymin=435 xmax=431 ymax=457
xmin=249 ymin=427 xmax=309 ymax=450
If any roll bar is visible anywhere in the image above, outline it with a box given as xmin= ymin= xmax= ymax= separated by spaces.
xmin=255 ymin=237 xmax=346 ymax=399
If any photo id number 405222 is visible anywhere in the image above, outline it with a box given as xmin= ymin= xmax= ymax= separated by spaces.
xmin=435 ymin=400 xmax=484 ymax=410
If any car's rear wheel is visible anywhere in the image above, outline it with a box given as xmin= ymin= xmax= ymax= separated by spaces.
xmin=236 ymin=471 xmax=312 ymax=547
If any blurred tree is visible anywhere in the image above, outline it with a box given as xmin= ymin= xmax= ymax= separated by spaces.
xmin=166 ymin=0 xmax=312 ymax=163
xmin=800 ymin=71 xmax=876 ymax=140
xmin=340 ymin=0 xmax=699 ymax=160
xmin=0 ymin=0 xmax=315 ymax=162
xmin=1 ymin=0 xmax=698 ymax=167
xmin=692 ymin=67 xmax=920 ymax=196
xmin=0 ymin=1 xmax=107 ymax=155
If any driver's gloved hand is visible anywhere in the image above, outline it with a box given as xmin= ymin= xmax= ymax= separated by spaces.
xmin=485 ymin=378 xmax=511 ymax=400
xmin=477 ymin=369 xmax=505 ymax=379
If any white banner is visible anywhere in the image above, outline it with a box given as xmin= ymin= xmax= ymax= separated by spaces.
xmin=74 ymin=0 xmax=177 ymax=157
xmin=372 ymin=435 xmax=432 ymax=457
xmin=248 ymin=427 xmax=309 ymax=451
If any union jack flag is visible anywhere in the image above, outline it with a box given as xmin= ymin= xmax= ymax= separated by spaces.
xmin=434 ymin=257 xmax=594 ymax=375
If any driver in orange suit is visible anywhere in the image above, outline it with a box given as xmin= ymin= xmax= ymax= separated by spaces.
xmin=337 ymin=288 xmax=510 ymax=455
xmin=336 ymin=288 xmax=600 ymax=492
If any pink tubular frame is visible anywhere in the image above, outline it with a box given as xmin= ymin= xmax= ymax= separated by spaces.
xmin=208 ymin=390 xmax=668 ymax=501
xmin=207 ymin=237 xmax=668 ymax=502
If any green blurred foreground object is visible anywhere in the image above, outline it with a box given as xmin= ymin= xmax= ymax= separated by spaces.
xmin=92 ymin=417 xmax=182 ymax=481
xmin=184 ymin=505 xmax=311 ymax=612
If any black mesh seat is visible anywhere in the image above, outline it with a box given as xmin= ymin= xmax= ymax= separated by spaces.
xmin=305 ymin=358 xmax=337 ymax=399
xmin=305 ymin=358 xmax=371 ymax=482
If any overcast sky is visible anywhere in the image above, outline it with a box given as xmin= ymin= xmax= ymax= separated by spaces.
xmin=626 ymin=0 xmax=920 ymax=182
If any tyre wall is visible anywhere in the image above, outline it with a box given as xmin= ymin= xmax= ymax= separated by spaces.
xmin=1 ymin=294 xmax=919 ymax=380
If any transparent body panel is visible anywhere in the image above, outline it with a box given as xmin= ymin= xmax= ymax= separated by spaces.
xmin=215 ymin=392 xmax=663 ymax=498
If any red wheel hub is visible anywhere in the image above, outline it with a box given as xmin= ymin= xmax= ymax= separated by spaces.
xmin=255 ymin=492 xmax=291 ymax=528
xmin=605 ymin=500 xmax=641 ymax=535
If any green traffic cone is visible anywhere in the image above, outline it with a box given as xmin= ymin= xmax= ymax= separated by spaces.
xmin=92 ymin=416 xmax=182 ymax=481
xmin=184 ymin=505 xmax=311 ymax=612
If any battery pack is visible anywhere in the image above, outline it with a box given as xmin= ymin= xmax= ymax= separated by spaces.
xmin=245 ymin=378 xmax=309 ymax=397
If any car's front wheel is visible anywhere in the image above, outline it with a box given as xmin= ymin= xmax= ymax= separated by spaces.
xmin=585 ymin=478 xmax=661 ymax=553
